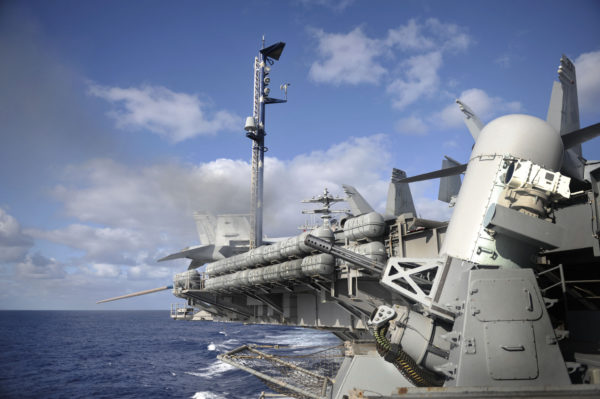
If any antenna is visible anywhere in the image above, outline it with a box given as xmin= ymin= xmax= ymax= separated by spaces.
xmin=301 ymin=188 xmax=349 ymax=228
xmin=245 ymin=38 xmax=288 ymax=249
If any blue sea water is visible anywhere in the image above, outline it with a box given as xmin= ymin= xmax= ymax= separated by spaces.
xmin=0 ymin=311 xmax=340 ymax=399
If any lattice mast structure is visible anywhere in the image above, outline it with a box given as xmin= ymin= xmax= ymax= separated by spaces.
xmin=245 ymin=38 xmax=288 ymax=249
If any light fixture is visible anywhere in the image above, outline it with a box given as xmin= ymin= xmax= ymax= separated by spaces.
xmin=244 ymin=116 xmax=257 ymax=132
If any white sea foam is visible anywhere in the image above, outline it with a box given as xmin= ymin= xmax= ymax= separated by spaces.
xmin=190 ymin=391 xmax=227 ymax=399
xmin=185 ymin=360 xmax=236 ymax=379
xmin=203 ymin=360 xmax=236 ymax=377
xmin=207 ymin=342 xmax=216 ymax=351
xmin=260 ymin=329 xmax=337 ymax=347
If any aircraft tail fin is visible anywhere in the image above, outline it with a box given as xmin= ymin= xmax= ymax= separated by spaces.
xmin=438 ymin=156 xmax=462 ymax=203
xmin=547 ymin=55 xmax=581 ymax=138
xmin=547 ymin=55 xmax=583 ymax=179
xmin=386 ymin=168 xmax=417 ymax=218
xmin=214 ymin=215 xmax=251 ymax=247
xmin=456 ymin=99 xmax=484 ymax=141
xmin=193 ymin=212 xmax=217 ymax=245
xmin=342 ymin=184 xmax=374 ymax=216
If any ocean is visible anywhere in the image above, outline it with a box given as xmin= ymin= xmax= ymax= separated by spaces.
xmin=0 ymin=311 xmax=340 ymax=399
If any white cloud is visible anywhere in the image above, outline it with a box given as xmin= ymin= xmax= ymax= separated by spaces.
xmin=263 ymin=135 xmax=391 ymax=233
xmin=309 ymin=19 xmax=472 ymax=109
xmin=436 ymin=88 xmax=522 ymax=128
xmin=38 ymin=136 xmax=394 ymax=260
xmin=16 ymin=253 xmax=65 ymax=280
xmin=89 ymin=263 xmax=121 ymax=278
xmin=387 ymin=51 xmax=443 ymax=109
xmin=309 ymin=27 xmax=387 ymax=85
xmin=27 ymin=224 xmax=146 ymax=265
xmin=52 ymin=158 xmax=250 ymax=236
xmin=128 ymin=265 xmax=172 ymax=280
xmin=423 ymin=18 xmax=471 ymax=53
xmin=386 ymin=18 xmax=471 ymax=53
xmin=88 ymin=84 xmax=241 ymax=142
xmin=395 ymin=116 xmax=429 ymax=135
xmin=385 ymin=19 xmax=435 ymax=51
xmin=575 ymin=50 xmax=600 ymax=115
xmin=0 ymin=208 xmax=33 ymax=263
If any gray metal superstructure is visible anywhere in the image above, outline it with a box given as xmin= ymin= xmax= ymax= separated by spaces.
xmin=99 ymin=50 xmax=600 ymax=398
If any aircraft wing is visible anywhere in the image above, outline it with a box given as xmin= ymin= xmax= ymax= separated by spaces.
xmin=562 ymin=123 xmax=600 ymax=149
xmin=398 ymin=164 xmax=467 ymax=183
xmin=158 ymin=244 xmax=216 ymax=262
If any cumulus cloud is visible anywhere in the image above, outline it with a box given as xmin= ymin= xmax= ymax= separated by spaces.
xmin=435 ymin=88 xmax=522 ymax=128
xmin=128 ymin=265 xmax=172 ymax=281
xmin=51 ymin=158 xmax=250 ymax=237
xmin=16 ymin=253 xmax=65 ymax=280
xmin=43 ymin=137 xmax=392 ymax=246
xmin=387 ymin=51 xmax=443 ymax=110
xmin=386 ymin=18 xmax=471 ymax=53
xmin=88 ymin=263 xmax=121 ymax=278
xmin=263 ymin=135 xmax=391 ymax=232
xmin=309 ymin=18 xmax=471 ymax=109
xmin=88 ymin=84 xmax=241 ymax=142
xmin=0 ymin=208 xmax=34 ymax=263
xmin=575 ymin=50 xmax=600 ymax=115
xmin=422 ymin=18 xmax=472 ymax=53
xmin=27 ymin=224 xmax=146 ymax=265
xmin=308 ymin=27 xmax=387 ymax=85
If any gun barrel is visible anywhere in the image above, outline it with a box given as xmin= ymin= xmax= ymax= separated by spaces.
xmin=303 ymin=234 xmax=385 ymax=274
xmin=96 ymin=285 xmax=173 ymax=304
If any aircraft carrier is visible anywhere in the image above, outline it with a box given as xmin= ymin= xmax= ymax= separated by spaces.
xmin=100 ymin=42 xmax=600 ymax=398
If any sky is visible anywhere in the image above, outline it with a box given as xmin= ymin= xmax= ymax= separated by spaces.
xmin=1 ymin=0 xmax=599 ymax=310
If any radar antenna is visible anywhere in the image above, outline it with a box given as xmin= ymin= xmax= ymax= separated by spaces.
xmin=301 ymin=188 xmax=349 ymax=228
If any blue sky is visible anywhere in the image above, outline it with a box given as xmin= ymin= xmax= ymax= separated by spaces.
xmin=1 ymin=0 xmax=599 ymax=309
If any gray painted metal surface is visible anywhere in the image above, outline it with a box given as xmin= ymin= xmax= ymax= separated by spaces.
xmin=98 ymin=52 xmax=600 ymax=399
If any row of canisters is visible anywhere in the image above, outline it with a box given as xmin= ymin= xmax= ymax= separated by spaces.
xmin=203 ymin=253 xmax=335 ymax=291
xmin=173 ymin=232 xmax=389 ymax=292
xmin=342 ymin=212 xmax=385 ymax=241
xmin=205 ymin=227 xmax=335 ymax=277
